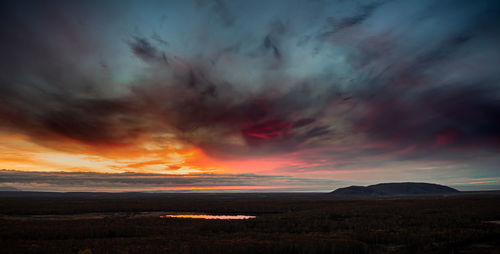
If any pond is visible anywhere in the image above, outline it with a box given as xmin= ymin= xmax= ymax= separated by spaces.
xmin=160 ymin=214 xmax=256 ymax=220
xmin=0 ymin=212 xmax=256 ymax=220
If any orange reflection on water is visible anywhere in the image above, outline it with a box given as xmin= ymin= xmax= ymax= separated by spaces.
xmin=161 ymin=214 xmax=256 ymax=220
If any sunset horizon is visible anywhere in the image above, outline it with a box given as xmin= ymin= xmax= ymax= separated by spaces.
xmin=2 ymin=1 xmax=500 ymax=253
xmin=1 ymin=0 xmax=500 ymax=193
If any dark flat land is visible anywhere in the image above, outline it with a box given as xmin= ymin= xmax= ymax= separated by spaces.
xmin=1 ymin=192 xmax=500 ymax=254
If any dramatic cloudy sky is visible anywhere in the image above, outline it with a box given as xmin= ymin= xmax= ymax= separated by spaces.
xmin=1 ymin=0 xmax=499 ymax=192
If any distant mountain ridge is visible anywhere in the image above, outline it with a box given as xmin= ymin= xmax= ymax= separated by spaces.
xmin=331 ymin=182 xmax=459 ymax=196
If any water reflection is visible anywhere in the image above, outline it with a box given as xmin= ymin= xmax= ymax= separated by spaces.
xmin=161 ymin=214 xmax=256 ymax=220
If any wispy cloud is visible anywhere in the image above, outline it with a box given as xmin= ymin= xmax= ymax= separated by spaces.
xmin=0 ymin=170 xmax=343 ymax=192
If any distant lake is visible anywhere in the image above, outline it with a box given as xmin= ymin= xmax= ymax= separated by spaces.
xmin=161 ymin=214 xmax=256 ymax=220
xmin=0 ymin=212 xmax=257 ymax=220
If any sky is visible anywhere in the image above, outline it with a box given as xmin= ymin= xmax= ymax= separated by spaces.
xmin=1 ymin=0 xmax=500 ymax=192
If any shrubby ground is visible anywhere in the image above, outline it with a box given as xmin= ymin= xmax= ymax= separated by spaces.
xmin=0 ymin=192 xmax=499 ymax=253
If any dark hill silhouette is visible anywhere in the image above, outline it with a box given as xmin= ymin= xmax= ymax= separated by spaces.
xmin=331 ymin=182 xmax=459 ymax=196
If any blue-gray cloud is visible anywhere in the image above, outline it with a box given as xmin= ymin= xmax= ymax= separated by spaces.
xmin=0 ymin=0 xmax=499 ymax=181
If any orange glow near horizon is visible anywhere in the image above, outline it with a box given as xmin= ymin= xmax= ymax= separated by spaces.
xmin=0 ymin=131 xmax=299 ymax=175
xmin=2 ymin=130 xmax=499 ymax=192
xmin=109 ymin=185 xmax=294 ymax=192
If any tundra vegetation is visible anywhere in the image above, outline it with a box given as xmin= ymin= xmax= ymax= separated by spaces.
xmin=0 ymin=192 xmax=499 ymax=253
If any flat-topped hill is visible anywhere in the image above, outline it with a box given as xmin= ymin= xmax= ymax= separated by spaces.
xmin=331 ymin=182 xmax=459 ymax=196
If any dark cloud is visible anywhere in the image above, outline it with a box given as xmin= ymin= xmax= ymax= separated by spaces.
xmin=211 ymin=0 xmax=235 ymax=27
xmin=39 ymin=98 xmax=144 ymax=146
xmin=262 ymin=21 xmax=287 ymax=60
xmin=0 ymin=0 xmax=499 ymax=169
xmin=321 ymin=1 xmax=386 ymax=38
xmin=128 ymin=36 xmax=168 ymax=65
xmin=152 ymin=32 xmax=169 ymax=46
xmin=263 ymin=34 xmax=281 ymax=60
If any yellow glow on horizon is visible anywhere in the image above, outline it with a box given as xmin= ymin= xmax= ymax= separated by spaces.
xmin=0 ymin=131 xmax=304 ymax=176
xmin=109 ymin=185 xmax=290 ymax=192
xmin=0 ymin=132 xmax=221 ymax=174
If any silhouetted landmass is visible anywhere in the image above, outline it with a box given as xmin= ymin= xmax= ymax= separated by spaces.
xmin=0 ymin=186 xmax=19 ymax=191
xmin=331 ymin=182 xmax=459 ymax=196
